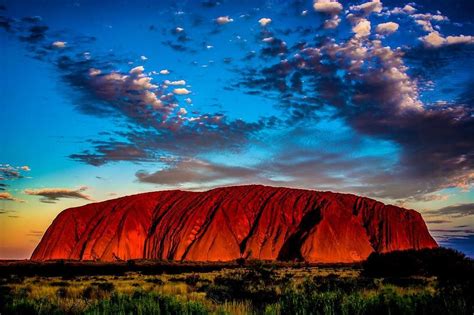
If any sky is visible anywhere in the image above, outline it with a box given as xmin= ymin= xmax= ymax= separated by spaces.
xmin=0 ymin=0 xmax=473 ymax=259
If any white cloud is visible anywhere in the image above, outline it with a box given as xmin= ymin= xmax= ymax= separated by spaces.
xmin=403 ymin=4 xmax=416 ymax=14
xmin=88 ymin=68 xmax=101 ymax=76
xmin=324 ymin=15 xmax=341 ymax=29
xmin=412 ymin=13 xmax=448 ymax=22
xmin=350 ymin=0 xmax=382 ymax=15
xmin=258 ymin=18 xmax=272 ymax=27
xmin=375 ymin=22 xmax=399 ymax=35
xmin=173 ymin=88 xmax=191 ymax=95
xmin=159 ymin=69 xmax=170 ymax=75
xmin=89 ymin=66 xmax=168 ymax=111
xmin=313 ymin=0 xmax=343 ymax=15
xmin=390 ymin=4 xmax=416 ymax=15
xmin=178 ymin=108 xmax=188 ymax=115
xmin=164 ymin=80 xmax=186 ymax=86
xmin=52 ymin=41 xmax=66 ymax=48
xmin=413 ymin=13 xmax=448 ymax=32
xmin=322 ymin=38 xmax=423 ymax=112
xmin=140 ymin=55 xmax=148 ymax=61
xmin=415 ymin=19 xmax=434 ymax=32
xmin=352 ymin=19 xmax=371 ymax=37
xmin=129 ymin=66 xmax=145 ymax=75
xmin=422 ymin=32 xmax=443 ymax=48
xmin=420 ymin=32 xmax=473 ymax=48
xmin=216 ymin=16 xmax=233 ymax=25
xmin=446 ymin=35 xmax=474 ymax=45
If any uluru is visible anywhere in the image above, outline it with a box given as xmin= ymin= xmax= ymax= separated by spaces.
xmin=31 ymin=185 xmax=437 ymax=263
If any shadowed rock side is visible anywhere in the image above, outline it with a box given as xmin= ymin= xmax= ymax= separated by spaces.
xmin=31 ymin=185 xmax=437 ymax=263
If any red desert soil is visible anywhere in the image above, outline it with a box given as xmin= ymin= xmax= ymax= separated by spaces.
xmin=32 ymin=185 xmax=437 ymax=263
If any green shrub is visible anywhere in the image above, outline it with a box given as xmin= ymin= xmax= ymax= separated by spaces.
xmin=82 ymin=282 xmax=115 ymax=300
xmin=362 ymin=247 xmax=473 ymax=279
xmin=362 ymin=247 xmax=474 ymax=314
xmin=203 ymin=266 xmax=278 ymax=305
xmin=145 ymin=277 xmax=164 ymax=285
xmin=185 ymin=274 xmax=200 ymax=286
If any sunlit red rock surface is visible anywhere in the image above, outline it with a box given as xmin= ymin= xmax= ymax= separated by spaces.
xmin=31 ymin=185 xmax=437 ymax=263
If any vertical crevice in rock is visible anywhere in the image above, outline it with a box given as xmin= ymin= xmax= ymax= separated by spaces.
xmin=277 ymin=200 xmax=326 ymax=261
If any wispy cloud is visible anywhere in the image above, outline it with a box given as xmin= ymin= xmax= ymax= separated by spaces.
xmin=0 ymin=192 xmax=23 ymax=202
xmin=26 ymin=230 xmax=44 ymax=238
xmin=426 ymin=219 xmax=452 ymax=224
xmin=0 ymin=164 xmax=30 ymax=180
xmin=426 ymin=203 xmax=474 ymax=218
xmin=136 ymin=158 xmax=261 ymax=186
xmin=24 ymin=186 xmax=92 ymax=203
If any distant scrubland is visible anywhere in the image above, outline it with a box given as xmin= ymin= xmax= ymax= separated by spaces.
xmin=0 ymin=248 xmax=472 ymax=314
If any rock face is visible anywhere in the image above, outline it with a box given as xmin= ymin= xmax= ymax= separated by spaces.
xmin=31 ymin=185 xmax=437 ymax=263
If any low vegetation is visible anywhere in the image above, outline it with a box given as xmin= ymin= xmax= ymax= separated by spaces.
xmin=0 ymin=248 xmax=472 ymax=314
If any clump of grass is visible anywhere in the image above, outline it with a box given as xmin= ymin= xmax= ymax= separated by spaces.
xmin=306 ymin=274 xmax=377 ymax=293
xmin=85 ymin=291 xmax=209 ymax=315
xmin=280 ymin=287 xmax=425 ymax=315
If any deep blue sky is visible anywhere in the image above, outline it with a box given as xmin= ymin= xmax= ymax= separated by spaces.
xmin=0 ymin=0 xmax=473 ymax=258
